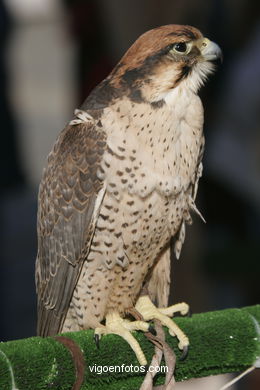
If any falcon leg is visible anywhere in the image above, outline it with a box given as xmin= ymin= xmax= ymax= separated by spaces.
xmin=94 ymin=312 xmax=150 ymax=365
xmin=135 ymin=295 xmax=189 ymax=357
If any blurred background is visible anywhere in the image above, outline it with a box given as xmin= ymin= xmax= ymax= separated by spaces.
xmin=0 ymin=0 xmax=259 ymax=388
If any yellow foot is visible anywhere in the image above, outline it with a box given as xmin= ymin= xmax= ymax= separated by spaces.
xmin=94 ymin=312 xmax=150 ymax=365
xmin=135 ymin=296 xmax=189 ymax=357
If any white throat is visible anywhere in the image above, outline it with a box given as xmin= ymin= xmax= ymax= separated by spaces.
xmin=161 ymin=61 xmax=215 ymax=106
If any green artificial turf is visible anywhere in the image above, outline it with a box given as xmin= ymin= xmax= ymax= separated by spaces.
xmin=0 ymin=305 xmax=259 ymax=390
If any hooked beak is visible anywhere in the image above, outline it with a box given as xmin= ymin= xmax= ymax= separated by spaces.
xmin=198 ymin=38 xmax=223 ymax=63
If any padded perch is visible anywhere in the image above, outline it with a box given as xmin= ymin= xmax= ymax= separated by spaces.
xmin=0 ymin=305 xmax=259 ymax=390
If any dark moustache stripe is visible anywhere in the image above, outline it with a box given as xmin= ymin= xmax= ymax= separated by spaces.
xmin=175 ymin=65 xmax=192 ymax=85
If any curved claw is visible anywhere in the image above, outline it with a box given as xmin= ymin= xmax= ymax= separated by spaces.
xmin=93 ymin=333 xmax=100 ymax=349
xmin=179 ymin=345 xmax=189 ymax=361
xmin=148 ymin=324 xmax=157 ymax=336
xmin=186 ymin=308 xmax=192 ymax=318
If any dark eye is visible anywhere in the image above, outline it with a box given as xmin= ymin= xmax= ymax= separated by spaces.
xmin=173 ymin=42 xmax=187 ymax=53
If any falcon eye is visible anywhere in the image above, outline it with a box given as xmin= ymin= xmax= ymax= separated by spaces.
xmin=173 ymin=42 xmax=187 ymax=53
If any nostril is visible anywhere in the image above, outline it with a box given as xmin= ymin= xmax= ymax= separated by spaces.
xmin=200 ymin=38 xmax=212 ymax=49
xmin=201 ymin=39 xmax=209 ymax=48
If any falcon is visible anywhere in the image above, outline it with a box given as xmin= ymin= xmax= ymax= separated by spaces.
xmin=36 ymin=24 xmax=222 ymax=365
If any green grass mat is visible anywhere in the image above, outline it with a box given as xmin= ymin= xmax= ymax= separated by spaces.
xmin=0 ymin=305 xmax=259 ymax=389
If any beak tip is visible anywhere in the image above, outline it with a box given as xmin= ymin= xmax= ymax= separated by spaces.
xmin=201 ymin=39 xmax=223 ymax=64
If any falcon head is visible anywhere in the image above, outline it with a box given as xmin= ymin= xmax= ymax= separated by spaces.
xmin=109 ymin=25 xmax=222 ymax=104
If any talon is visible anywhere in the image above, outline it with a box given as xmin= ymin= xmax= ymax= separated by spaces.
xmin=135 ymin=295 xmax=190 ymax=359
xmin=148 ymin=324 xmax=156 ymax=335
xmin=94 ymin=333 xmax=100 ymax=349
xmin=179 ymin=303 xmax=190 ymax=316
xmin=94 ymin=312 xmax=148 ymax=365
xmin=186 ymin=308 xmax=192 ymax=317
xmin=179 ymin=345 xmax=189 ymax=361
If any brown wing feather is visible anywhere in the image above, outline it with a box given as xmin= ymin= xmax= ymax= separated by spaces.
xmin=36 ymin=119 xmax=106 ymax=336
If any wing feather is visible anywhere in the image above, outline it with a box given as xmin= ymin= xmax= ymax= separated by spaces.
xmin=36 ymin=119 xmax=106 ymax=336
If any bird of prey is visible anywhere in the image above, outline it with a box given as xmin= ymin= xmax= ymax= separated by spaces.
xmin=36 ymin=24 xmax=221 ymax=365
